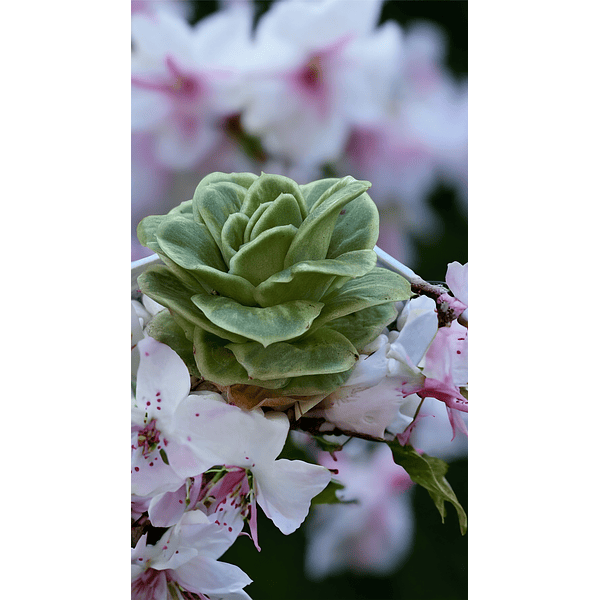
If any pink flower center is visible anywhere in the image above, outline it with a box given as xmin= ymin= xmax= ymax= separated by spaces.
xmin=136 ymin=419 xmax=162 ymax=457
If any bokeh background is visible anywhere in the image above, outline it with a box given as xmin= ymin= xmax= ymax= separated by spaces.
xmin=131 ymin=1 xmax=467 ymax=598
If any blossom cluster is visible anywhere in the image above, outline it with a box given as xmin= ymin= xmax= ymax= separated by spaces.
xmin=131 ymin=0 xmax=467 ymax=261
xmin=130 ymin=333 xmax=333 ymax=598
xmin=131 ymin=256 xmax=467 ymax=590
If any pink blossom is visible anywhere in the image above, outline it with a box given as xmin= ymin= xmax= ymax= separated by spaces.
xmin=306 ymin=441 xmax=414 ymax=578
xmin=131 ymin=511 xmax=252 ymax=600
xmin=131 ymin=7 xmax=253 ymax=169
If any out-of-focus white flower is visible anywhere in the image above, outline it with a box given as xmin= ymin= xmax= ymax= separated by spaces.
xmin=240 ymin=0 xmax=402 ymax=168
xmin=306 ymin=440 xmax=414 ymax=579
xmin=131 ymin=0 xmax=192 ymax=20
xmin=131 ymin=6 xmax=253 ymax=169
xmin=343 ymin=21 xmax=468 ymax=234
xmin=132 ymin=133 xmax=172 ymax=261
xmin=131 ymin=510 xmax=252 ymax=600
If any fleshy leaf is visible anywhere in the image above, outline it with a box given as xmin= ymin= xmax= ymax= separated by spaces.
xmin=312 ymin=267 xmax=411 ymax=329
xmin=388 ymin=439 xmax=467 ymax=535
xmin=325 ymin=302 xmax=399 ymax=353
xmin=191 ymin=294 xmax=324 ymax=347
xmin=253 ymin=249 xmax=377 ymax=307
xmin=220 ymin=212 xmax=249 ymax=266
xmin=326 ymin=189 xmax=380 ymax=258
xmin=250 ymin=193 xmax=303 ymax=240
xmin=240 ymin=172 xmax=307 ymax=220
xmin=226 ymin=328 xmax=359 ymax=380
xmin=284 ymin=177 xmax=371 ymax=267
xmin=243 ymin=201 xmax=271 ymax=244
xmin=156 ymin=216 xmax=227 ymax=272
xmin=144 ymin=310 xmax=200 ymax=378
xmin=228 ymin=224 xmax=297 ymax=287
xmin=275 ymin=366 xmax=356 ymax=396
xmin=196 ymin=171 xmax=258 ymax=190
xmin=156 ymin=216 xmax=256 ymax=306
xmin=137 ymin=266 xmax=250 ymax=344
xmin=193 ymin=182 xmax=247 ymax=251
xmin=192 ymin=327 xmax=290 ymax=389
xmin=299 ymin=178 xmax=339 ymax=211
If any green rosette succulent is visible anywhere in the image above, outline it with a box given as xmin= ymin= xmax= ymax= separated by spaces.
xmin=137 ymin=172 xmax=411 ymax=397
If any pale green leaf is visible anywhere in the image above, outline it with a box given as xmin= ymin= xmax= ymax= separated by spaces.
xmin=192 ymin=327 xmax=290 ymax=389
xmin=226 ymin=328 xmax=359 ymax=380
xmin=220 ymin=212 xmax=249 ymax=266
xmin=249 ymin=192 xmax=303 ymax=240
xmin=144 ymin=310 xmax=200 ymax=378
xmin=284 ymin=178 xmax=371 ymax=267
xmin=228 ymin=224 xmax=297 ymax=287
xmin=137 ymin=266 xmax=250 ymax=344
xmin=191 ymin=295 xmax=324 ymax=347
xmin=240 ymin=172 xmax=307 ymax=220
xmin=253 ymin=249 xmax=377 ymax=307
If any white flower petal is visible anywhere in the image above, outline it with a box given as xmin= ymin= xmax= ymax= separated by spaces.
xmin=135 ymin=337 xmax=191 ymax=419
xmin=175 ymin=556 xmax=252 ymax=597
xmin=255 ymin=459 xmax=331 ymax=534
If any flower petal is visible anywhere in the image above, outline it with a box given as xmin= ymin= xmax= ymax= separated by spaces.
xmin=254 ymin=459 xmax=331 ymax=534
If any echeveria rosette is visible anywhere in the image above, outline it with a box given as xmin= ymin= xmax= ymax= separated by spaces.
xmin=137 ymin=172 xmax=411 ymax=403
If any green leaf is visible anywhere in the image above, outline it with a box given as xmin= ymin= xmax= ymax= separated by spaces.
xmin=299 ymin=178 xmax=339 ymax=211
xmin=240 ymin=172 xmax=307 ymax=220
xmin=191 ymin=295 xmax=324 ymax=347
xmin=192 ymin=327 xmax=290 ymax=389
xmin=388 ymin=439 xmax=467 ymax=535
xmin=195 ymin=171 xmax=258 ymax=190
xmin=253 ymin=249 xmax=377 ymax=307
xmin=311 ymin=479 xmax=345 ymax=505
xmin=220 ymin=212 xmax=249 ymax=267
xmin=228 ymin=224 xmax=297 ymax=287
xmin=284 ymin=177 xmax=371 ymax=267
xmin=157 ymin=216 xmax=227 ymax=272
xmin=193 ymin=182 xmax=247 ymax=252
xmin=226 ymin=328 xmax=359 ymax=380
xmin=312 ymin=267 xmax=411 ymax=330
xmin=138 ymin=266 xmax=250 ymax=344
xmin=144 ymin=310 xmax=200 ymax=378
xmin=326 ymin=189 xmax=380 ymax=258
xmin=249 ymin=192 xmax=303 ymax=240
xmin=274 ymin=365 xmax=356 ymax=396
xmin=325 ymin=303 xmax=399 ymax=353
xmin=313 ymin=435 xmax=345 ymax=455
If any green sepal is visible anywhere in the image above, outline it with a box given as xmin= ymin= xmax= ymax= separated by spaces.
xmin=253 ymin=249 xmax=377 ymax=307
xmin=192 ymin=327 xmax=290 ymax=389
xmin=228 ymin=224 xmax=297 ymax=287
xmin=190 ymin=294 xmax=324 ymax=347
xmin=144 ymin=310 xmax=200 ymax=378
xmin=388 ymin=439 xmax=468 ymax=535
xmin=284 ymin=178 xmax=371 ymax=267
xmin=225 ymin=328 xmax=359 ymax=380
